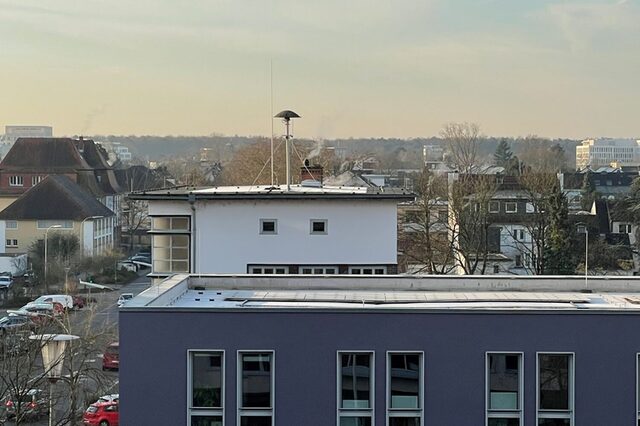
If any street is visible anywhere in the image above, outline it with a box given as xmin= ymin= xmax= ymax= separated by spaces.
xmin=0 ymin=273 xmax=151 ymax=425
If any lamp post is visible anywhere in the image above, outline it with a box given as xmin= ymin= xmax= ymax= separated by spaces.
xmin=81 ymin=216 xmax=103 ymax=258
xmin=44 ymin=225 xmax=62 ymax=293
xmin=29 ymin=334 xmax=79 ymax=426
xmin=577 ymin=223 xmax=589 ymax=291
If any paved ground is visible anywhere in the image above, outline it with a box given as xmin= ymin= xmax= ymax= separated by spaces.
xmin=0 ymin=271 xmax=151 ymax=425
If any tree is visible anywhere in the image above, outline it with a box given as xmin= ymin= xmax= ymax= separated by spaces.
xmin=544 ymin=184 xmax=575 ymax=274
xmin=441 ymin=123 xmax=481 ymax=174
xmin=493 ymin=139 xmax=513 ymax=168
xmin=28 ymin=233 xmax=80 ymax=290
xmin=399 ymin=169 xmax=456 ymax=274
xmin=580 ymin=171 xmax=597 ymax=211
xmin=122 ymin=197 xmax=150 ymax=253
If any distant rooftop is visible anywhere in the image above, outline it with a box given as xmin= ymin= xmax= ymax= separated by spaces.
xmin=123 ymin=274 xmax=640 ymax=313
xmin=131 ymin=184 xmax=414 ymax=201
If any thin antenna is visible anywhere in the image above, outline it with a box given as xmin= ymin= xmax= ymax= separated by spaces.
xmin=270 ymin=60 xmax=275 ymax=186
xmin=274 ymin=110 xmax=301 ymax=191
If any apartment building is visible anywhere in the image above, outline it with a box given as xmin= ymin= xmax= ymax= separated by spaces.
xmin=576 ymin=138 xmax=640 ymax=169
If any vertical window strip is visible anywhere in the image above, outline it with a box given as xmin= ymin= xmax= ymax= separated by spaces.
xmin=188 ymin=350 xmax=224 ymax=426
xmin=486 ymin=352 xmax=523 ymax=426
xmin=387 ymin=351 xmax=423 ymax=426
xmin=338 ymin=351 xmax=374 ymax=426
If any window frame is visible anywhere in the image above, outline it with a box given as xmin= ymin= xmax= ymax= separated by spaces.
xmin=337 ymin=350 xmax=375 ymax=426
xmin=386 ymin=351 xmax=424 ymax=426
xmin=237 ymin=350 xmax=275 ymax=425
xmin=485 ymin=351 xmax=524 ymax=426
xmin=259 ymin=219 xmax=278 ymax=235
xmin=5 ymin=221 xmax=18 ymax=230
xmin=536 ymin=352 xmax=574 ymax=425
xmin=248 ymin=265 xmax=289 ymax=274
xmin=187 ymin=349 xmax=225 ymax=425
xmin=36 ymin=220 xmax=73 ymax=230
xmin=300 ymin=266 xmax=338 ymax=275
xmin=505 ymin=202 xmax=517 ymax=214
xmin=489 ymin=201 xmax=500 ymax=213
xmin=6 ymin=239 xmax=18 ymax=247
xmin=310 ymin=219 xmax=328 ymax=235
xmin=9 ymin=175 xmax=23 ymax=187
xmin=349 ymin=266 xmax=387 ymax=275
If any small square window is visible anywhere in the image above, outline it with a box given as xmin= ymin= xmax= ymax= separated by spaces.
xmin=260 ymin=219 xmax=277 ymax=235
xmin=505 ymin=202 xmax=517 ymax=213
xmin=489 ymin=201 xmax=500 ymax=213
xmin=310 ymin=219 xmax=328 ymax=235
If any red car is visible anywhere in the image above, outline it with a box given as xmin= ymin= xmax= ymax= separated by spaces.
xmin=102 ymin=342 xmax=119 ymax=371
xmin=82 ymin=401 xmax=119 ymax=426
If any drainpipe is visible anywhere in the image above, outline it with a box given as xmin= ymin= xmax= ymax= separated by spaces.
xmin=188 ymin=193 xmax=196 ymax=274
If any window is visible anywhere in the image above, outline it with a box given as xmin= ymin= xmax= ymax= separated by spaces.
xmin=438 ymin=210 xmax=448 ymax=223
xmin=505 ymin=202 xmax=517 ymax=213
xmin=6 ymin=239 xmax=18 ymax=247
xmin=493 ymin=265 xmax=500 ymax=274
xmin=189 ymin=351 xmax=224 ymax=426
xmin=5 ymin=221 xmax=17 ymax=230
xmin=619 ymin=224 xmax=632 ymax=234
xmin=260 ymin=219 xmax=277 ymax=235
xmin=537 ymin=353 xmax=574 ymax=425
xmin=248 ymin=266 xmax=289 ymax=274
xmin=637 ymin=354 xmax=640 ymax=425
xmin=338 ymin=351 xmax=373 ymax=425
xmin=489 ymin=201 xmax=500 ymax=213
xmin=387 ymin=352 xmax=423 ymax=426
xmin=487 ymin=353 xmax=523 ymax=426
xmin=514 ymin=229 xmax=524 ymax=241
xmin=37 ymin=220 xmax=73 ymax=229
xmin=153 ymin=234 xmax=190 ymax=273
xmin=514 ymin=255 xmax=522 ymax=268
xmin=349 ymin=266 xmax=387 ymax=275
xmin=152 ymin=216 xmax=190 ymax=231
xmin=300 ymin=266 xmax=337 ymax=274
xmin=9 ymin=176 xmax=23 ymax=186
xmin=310 ymin=219 xmax=328 ymax=235
xmin=31 ymin=175 xmax=44 ymax=186
xmin=238 ymin=352 xmax=274 ymax=426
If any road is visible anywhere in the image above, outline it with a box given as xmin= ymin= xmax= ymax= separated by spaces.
xmin=0 ymin=272 xmax=151 ymax=425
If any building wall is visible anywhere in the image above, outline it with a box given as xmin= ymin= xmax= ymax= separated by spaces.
xmin=149 ymin=199 xmax=399 ymax=273
xmin=120 ymin=309 xmax=640 ymax=426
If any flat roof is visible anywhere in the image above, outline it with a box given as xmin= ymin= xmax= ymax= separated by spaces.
xmin=122 ymin=274 xmax=640 ymax=313
xmin=129 ymin=184 xmax=414 ymax=201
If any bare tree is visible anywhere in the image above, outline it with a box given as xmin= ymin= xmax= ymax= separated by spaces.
xmin=441 ymin=122 xmax=481 ymax=174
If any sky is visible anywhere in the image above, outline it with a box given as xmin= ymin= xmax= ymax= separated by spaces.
xmin=0 ymin=0 xmax=638 ymax=139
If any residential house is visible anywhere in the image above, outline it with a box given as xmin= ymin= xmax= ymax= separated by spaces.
xmin=0 ymin=175 xmax=115 ymax=256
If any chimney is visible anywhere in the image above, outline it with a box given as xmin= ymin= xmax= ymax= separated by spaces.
xmin=300 ymin=159 xmax=323 ymax=185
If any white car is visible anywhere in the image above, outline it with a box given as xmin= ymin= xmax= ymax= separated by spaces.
xmin=117 ymin=293 xmax=134 ymax=307
xmin=33 ymin=295 xmax=74 ymax=310
xmin=0 ymin=276 xmax=13 ymax=289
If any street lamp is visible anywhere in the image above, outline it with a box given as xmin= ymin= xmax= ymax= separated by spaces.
xmin=81 ymin=215 xmax=104 ymax=258
xmin=29 ymin=334 xmax=79 ymax=426
xmin=576 ymin=222 xmax=589 ymax=291
xmin=44 ymin=225 xmax=62 ymax=293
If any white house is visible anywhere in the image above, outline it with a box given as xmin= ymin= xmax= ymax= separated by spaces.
xmin=130 ymin=182 xmax=413 ymax=279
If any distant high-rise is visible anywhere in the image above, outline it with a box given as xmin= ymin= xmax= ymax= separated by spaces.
xmin=576 ymin=138 xmax=640 ymax=169
xmin=2 ymin=125 xmax=53 ymax=143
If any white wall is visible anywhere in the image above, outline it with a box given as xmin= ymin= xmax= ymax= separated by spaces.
xmin=184 ymin=199 xmax=397 ymax=273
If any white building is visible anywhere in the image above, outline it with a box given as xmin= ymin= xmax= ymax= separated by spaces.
xmin=576 ymin=138 xmax=640 ymax=169
xmin=130 ymin=183 xmax=413 ymax=279
xmin=0 ymin=125 xmax=53 ymax=158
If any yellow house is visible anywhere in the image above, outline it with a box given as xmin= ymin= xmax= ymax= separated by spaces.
xmin=0 ymin=175 xmax=115 ymax=256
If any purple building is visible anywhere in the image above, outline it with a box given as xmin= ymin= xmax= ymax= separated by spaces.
xmin=120 ymin=275 xmax=640 ymax=426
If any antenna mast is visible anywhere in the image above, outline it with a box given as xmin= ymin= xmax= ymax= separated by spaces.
xmin=270 ymin=60 xmax=274 ymax=186
xmin=274 ymin=110 xmax=301 ymax=190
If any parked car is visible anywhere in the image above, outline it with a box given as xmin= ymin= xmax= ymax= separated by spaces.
xmin=82 ymin=400 xmax=119 ymax=426
xmin=116 ymin=261 xmax=138 ymax=272
xmin=33 ymin=294 xmax=74 ymax=310
xmin=0 ymin=315 xmax=34 ymax=334
xmin=73 ymin=295 xmax=86 ymax=309
xmin=0 ymin=275 xmax=13 ymax=289
xmin=4 ymin=388 xmax=48 ymax=421
xmin=117 ymin=293 xmax=133 ymax=308
xmin=96 ymin=394 xmax=119 ymax=404
xmin=102 ymin=342 xmax=119 ymax=371
xmin=129 ymin=255 xmax=151 ymax=265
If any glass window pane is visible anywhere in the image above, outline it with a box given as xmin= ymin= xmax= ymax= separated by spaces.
xmin=389 ymin=418 xmax=421 ymax=426
xmin=488 ymin=420 xmax=519 ymax=426
xmin=172 ymin=235 xmax=190 ymax=247
xmin=172 ymin=217 xmax=189 ymax=230
xmin=191 ymin=353 xmax=222 ymax=408
xmin=390 ymin=353 xmax=421 ymax=409
xmin=241 ymin=353 xmax=272 ymax=408
xmin=240 ymin=417 xmax=272 ymax=426
xmin=340 ymin=353 xmax=371 ymax=409
xmin=538 ymin=420 xmax=570 ymax=426
xmin=539 ymin=354 xmax=570 ymax=410
xmin=489 ymin=354 xmax=520 ymax=410
xmin=191 ymin=416 xmax=223 ymax=426
xmin=339 ymin=418 xmax=371 ymax=426
xmin=153 ymin=217 xmax=170 ymax=229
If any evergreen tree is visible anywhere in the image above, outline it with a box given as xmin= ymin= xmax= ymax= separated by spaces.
xmin=544 ymin=184 xmax=575 ymax=274
xmin=580 ymin=171 xmax=596 ymax=211
xmin=493 ymin=139 xmax=513 ymax=167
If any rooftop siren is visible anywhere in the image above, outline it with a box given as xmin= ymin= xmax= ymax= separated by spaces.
xmin=274 ymin=110 xmax=300 ymax=191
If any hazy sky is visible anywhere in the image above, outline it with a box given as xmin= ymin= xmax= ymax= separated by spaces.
xmin=0 ymin=0 xmax=638 ymax=139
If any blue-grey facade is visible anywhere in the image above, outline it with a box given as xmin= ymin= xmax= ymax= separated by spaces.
xmin=120 ymin=308 xmax=640 ymax=425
